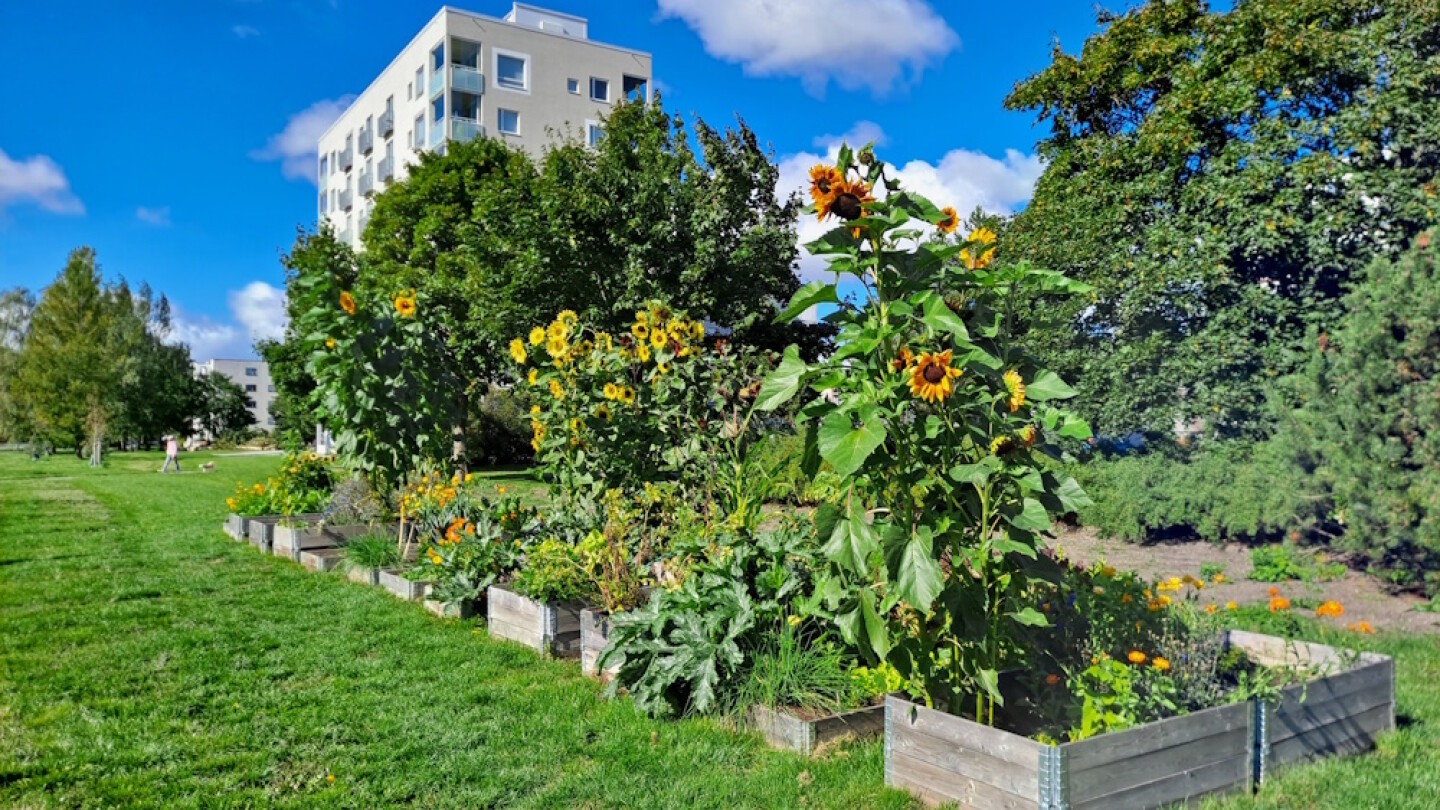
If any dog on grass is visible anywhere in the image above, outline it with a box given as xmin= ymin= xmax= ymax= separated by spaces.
xmin=200 ymin=462 xmax=216 ymax=473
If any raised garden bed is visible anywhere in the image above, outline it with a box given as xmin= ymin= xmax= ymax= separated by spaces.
xmin=749 ymin=702 xmax=886 ymax=756
xmin=424 ymin=597 xmax=482 ymax=619
xmin=885 ymin=630 xmax=1394 ymax=809
xmin=300 ymin=548 xmax=347 ymax=572
xmin=488 ymin=583 xmax=582 ymax=658
xmin=273 ymin=521 xmax=387 ymax=562
xmin=223 ymin=513 xmax=247 ymax=540
xmin=346 ymin=565 xmax=379 ymax=586
xmin=377 ymin=569 xmax=429 ymax=601
xmin=580 ymin=608 xmax=617 ymax=680
xmin=245 ymin=516 xmax=283 ymax=553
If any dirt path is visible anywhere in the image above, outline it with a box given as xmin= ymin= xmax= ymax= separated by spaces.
xmin=1050 ymin=526 xmax=1440 ymax=635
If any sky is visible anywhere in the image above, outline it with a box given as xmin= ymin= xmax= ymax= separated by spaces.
xmin=0 ymin=0 xmax=1132 ymax=361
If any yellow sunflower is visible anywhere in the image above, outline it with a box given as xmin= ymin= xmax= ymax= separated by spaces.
xmin=1003 ymin=369 xmax=1026 ymax=412
xmin=961 ymin=227 xmax=998 ymax=270
xmin=530 ymin=419 xmax=546 ymax=451
xmin=547 ymin=319 xmax=569 ymax=341
xmin=990 ymin=435 xmax=1016 ymax=456
xmin=527 ymin=368 xmax=539 ymax=386
xmin=1018 ymin=425 xmax=1039 ymax=447
xmin=636 ymin=343 xmax=651 ymax=363
xmin=508 ymin=338 xmax=527 ymax=365
xmin=891 ymin=346 xmax=914 ymax=372
xmin=635 ymin=310 xmax=649 ymax=326
xmin=326 ymin=338 xmax=336 ymax=349
xmin=548 ymin=379 xmax=565 ymax=400
xmin=808 ymin=164 xmax=843 ymax=206
xmin=690 ymin=321 xmax=704 ymax=341
xmin=631 ymin=322 xmax=649 ymax=340
xmin=393 ymin=291 xmax=417 ymax=318
xmin=595 ymin=403 xmax=612 ymax=421
xmin=936 ymin=207 xmax=959 ymax=235
xmin=649 ymin=327 xmax=668 ymax=349
xmin=618 ymin=386 xmax=636 ymax=405
xmin=820 ymin=178 xmax=874 ymax=222
xmin=339 ymin=290 xmax=357 ymax=315
xmin=546 ymin=337 xmax=568 ymax=360
xmin=528 ymin=326 xmax=546 ymax=346
xmin=530 ymin=405 xmax=541 ymax=415
xmin=603 ymin=382 xmax=619 ymax=400
xmin=655 ymin=362 xmax=672 ymax=376
xmin=908 ymin=350 xmax=962 ymax=403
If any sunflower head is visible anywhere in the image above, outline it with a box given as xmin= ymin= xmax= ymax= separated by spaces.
xmin=825 ymin=178 xmax=873 ymax=222
xmin=603 ymin=382 xmax=619 ymax=400
xmin=808 ymin=164 xmax=843 ymax=205
xmin=545 ymin=336 xmax=568 ymax=361
xmin=527 ymin=368 xmax=539 ymax=386
xmin=937 ymin=207 xmax=959 ymax=235
xmin=631 ymin=322 xmax=649 ymax=340
xmin=339 ymin=291 xmax=357 ymax=315
xmin=649 ymin=327 xmax=668 ymax=349
xmin=636 ymin=343 xmax=651 ymax=363
xmin=508 ymin=338 xmax=528 ymax=365
xmin=393 ymin=292 xmax=417 ymax=318
xmin=908 ymin=350 xmax=962 ymax=403
xmin=595 ymin=403 xmax=612 ymax=421
xmin=990 ymin=435 xmax=1017 ymax=456
xmin=892 ymin=346 xmax=914 ymax=372
xmin=1003 ymin=369 xmax=1026 ymax=412
xmin=529 ymin=326 xmax=546 ymax=346
xmin=547 ymin=320 xmax=570 ymax=341
xmin=961 ymin=227 xmax=998 ymax=270
xmin=548 ymin=379 xmax=565 ymax=400
xmin=557 ymin=310 xmax=579 ymax=330
xmin=619 ymin=386 xmax=636 ymax=405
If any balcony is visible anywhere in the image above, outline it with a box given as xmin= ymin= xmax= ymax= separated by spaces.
xmin=451 ymin=65 xmax=484 ymax=94
xmin=358 ymin=170 xmax=373 ymax=196
xmin=378 ymin=155 xmax=394 ymax=183
xmin=359 ymin=127 xmax=374 ymax=155
xmin=358 ymin=210 xmax=371 ymax=237
xmin=338 ymin=226 xmax=353 ymax=245
xmin=339 ymin=145 xmax=353 ymax=172
xmin=428 ymin=69 xmax=446 ymax=99
xmin=428 ymin=120 xmax=445 ymax=148
xmin=379 ymin=109 xmax=394 ymax=138
xmin=339 ymin=189 xmax=353 ymax=211
xmin=452 ymin=117 xmax=485 ymax=143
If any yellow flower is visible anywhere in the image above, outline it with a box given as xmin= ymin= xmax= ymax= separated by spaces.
xmin=1269 ymin=596 xmax=1291 ymax=613
xmin=655 ymin=362 xmax=671 ymax=375
xmin=1316 ymin=600 xmax=1344 ymax=618
xmin=595 ymin=403 xmax=612 ymax=421
xmin=509 ymin=338 xmax=528 ymax=365
xmin=548 ymin=379 xmax=565 ymax=400
xmin=808 ymin=164 xmax=843 ymax=206
xmin=557 ymin=310 xmax=579 ymax=330
xmin=1205 ymin=604 xmax=1218 ymax=614
xmin=528 ymin=368 xmax=539 ymax=386
xmin=530 ymin=405 xmax=541 ymax=415
xmin=636 ymin=344 xmax=651 ymax=363
xmin=635 ymin=310 xmax=649 ymax=326
xmin=990 ymin=435 xmax=1017 ymax=456
xmin=690 ymin=321 xmax=704 ymax=341
xmin=603 ymin=382 xmax=619 ymax=400
xmin=393 ymin=291 xmax=417 ymax=317
xmin=961 ymin=227 xmax=997 ymax=270
xmin=1212 ymin=573 xmax=1226 ymax=584
xmin=1003 ymin=369 xmax=1026 ymax=412
xmin=463 ymin=473 xmax=473 ymax=483
xmin=631 ymin=322 xmax=649 ymax=340
xmin=891 ymin=346 xmax=914 ymax=372
xmin=1100 ymin=565 xmax=1116 ymax=578
xmin=529 ymin=326 xmax=546 ymax=346
xmin=819 ymin=177 xmax=873 ymax=222
xmin=326 ymin=338 xmax=336 ymax=349
xmin=908 ymin=350 xmax=962 ymax=403
xmin=787 ymin=614 xmax=802 ymax=627
xmin=619 ymin=386 xmax=636 ymax=405
xmin=649 ymin=327 xmax=668 ymax=349
xmin=1152 ymin=656 xmax=1171 ymax=672
xmin=546 ymin=337 xmax=568 ymax=360
xmin=1018 ymin=425 xmax=1039 ymax=447
xmin=1158 ymin=594 xmax=1172 ymax=606
xmin=1226 ymin=601 xmax=1238 ymax=611
xmin=547 ymin=320 xmax=569 ymax=341
xmin=339 ymin=290 xmax=357 ymax=315
xmin=1127 ymin=650 xmax=1147 ymax=665
xmin=936 ymin=206 xmax=959 ymax=234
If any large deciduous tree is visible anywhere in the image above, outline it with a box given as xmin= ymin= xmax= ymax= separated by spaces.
xmin=1005 ymin=0 xmax=1440 ymax=438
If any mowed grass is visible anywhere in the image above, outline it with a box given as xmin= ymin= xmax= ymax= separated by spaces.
xmin=0 ymin=451 xmax=909 ymax=809
xmin=1 ymin=452 xmax=1437 ymax=809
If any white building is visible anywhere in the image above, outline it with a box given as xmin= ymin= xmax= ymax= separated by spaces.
xmin=316 ymin=3 xmax=653 ymax=248
xmin=194 ymin=359 xmax=275 ymax=433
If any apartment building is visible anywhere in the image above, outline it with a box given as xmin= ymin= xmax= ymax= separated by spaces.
xmin=193 ymin=359 xmax=276 ymax=433
xmin=316 ymin=3 xmax=653 ymax=247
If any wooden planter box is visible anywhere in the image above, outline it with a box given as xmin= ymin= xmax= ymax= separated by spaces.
xmin=346 ymin=565 xmax=379 ymax=586
xmin=377 ymin=569 xmax=429 ymax=601
xmin=223 ymin=513 xmax=247 ymax=540
xmin=424 ymin=596 xmax=482 ymax=619
xmin=750 ymin=702 xmax=886 ymax=756
xmin=273 ymin=522 xmax=386 ymax=562
xmin=487 ymin=583 xmax=582 ymax=658
xmin=580 ymin=608 xmax=617 ymax=680
xmin=245 ymin=516 xmax=283 ymax=552
xmin=885 ymin=630 xmax=1394 ymax=810
xmin=1227 ymin=630 xmax=1396 ymax=782
xmin=300 ymin=548 xmax=347 ymax=572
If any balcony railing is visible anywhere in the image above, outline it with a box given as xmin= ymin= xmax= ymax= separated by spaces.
xmin=339 ymin=189 xmax=353 ymax=211
xmin=428 ymin=69 xmax=446 ymax=99
xmin=378 ymin=155 xmax=394 ymax=183
xmin=452 ymin=117 xmax=485 ymax=143
xmin=338 ymin=227 xmax=353 ymax=245
xmin=428 ymin=119 xmax=445 ymax=148
xmin=359 ymin=127 xmax=374 ymax=155
xmin=379 ymin=109 xmax=394 ymax=138
xmin=339 ymin=145 xmax=353 ymax=172
xmin=451 ymin=65 xmax=484 ymax=94
xmin=358 ymin=170 xmax=373 ymax=196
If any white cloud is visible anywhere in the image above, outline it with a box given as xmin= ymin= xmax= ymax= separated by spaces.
xmin=232 ymin=24 xmax=260 ymax=39
xmin=776 ymin=122 xmax=1045 ymax=282
xmin=170 ymin=306 xmax=246 ymax=361
xmin=136 ymin=205 xmax=171 ymax=226
xmin=168 ymin=282 xmax=288 ymax=361
xmin=229 ymin=281 xmax=287 ymax=344
xmin=0 ymin=149 xmax=84 ymax=214
xmin=250 ymin=96 xmax=355 ymax=184
xmin=656 ymin=0 xmax=958 ymax=97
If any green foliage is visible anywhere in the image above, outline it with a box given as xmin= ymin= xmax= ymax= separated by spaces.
xmin=225 ymin=452 xmax=335 ymax=516
xmin=194 ymin=372 xmax=256 ymax=439
xmin=724 ymin=620 xmax=858 ymax=717
xmin=467 ymin=384 xmax=535 ymax=466
xmin=344 ymin=532 xmax=402 ymax=571
xmin=1070 ymin=656 xmax=1179 ymax=741
xmin=1005 ymin=0 xmax=1440 ymax=438
xmin=256 ymin=337 xmax=314 ymax=452
xmin=421 ymin=511 xmax=519 ymax=607
xmin=509 ymin=537 xmax=591 ymax=604
xmin=1248 ymin=543 xmax=1345 ymax=584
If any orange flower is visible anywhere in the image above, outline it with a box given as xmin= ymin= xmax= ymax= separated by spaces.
xmin=1127 ymin=650 xmax=1147 ymax=664
xmin=1121 ymin=593 xmax=1133 ymax=604
xmin=1045 ymin=673 xmax=1061 ymax=686
xmin=1018 ymin=425 xmax=1039 ymax=447
xmin=1268 ymin=587 xmax=1279 ymax=597
xmin=908 ymin=350 xmax=962 ymax=403
xmin=819 ymin=177 xmax=874 ymax=222
xmin=1316 ymin=600 xmax=1344 ymax=619
xmin=960 ymin=226 xmax=997 ymax=269
xmin=892 ymin=346 xmax=914 ymax=372
xmin=339 ymin=290 xmax=357 ymax=315
xmin=936 ymin=206 xmax=959 ymax=234
xmin=1205 ymin=604 xmax=1217 ymax=614
xmin=1349 ymin=621 xmax=1375 ymax=635
xmin=1268 ymin=596 xmax=1291 ymax=613
xmin=808 ymin=164 xmax=842 ymax=206
xmin=1152 ymin=656 xmax=1171 ymax=671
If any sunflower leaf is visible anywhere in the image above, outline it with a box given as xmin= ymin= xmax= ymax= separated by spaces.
xmin=920 ymin=294 xmax=970 ymax=341
xmin=756 ymin=345 xmax=806 ymax=412
xmin=1025 ymin=370 xmax=1079 ymax=401
xmin=818 ymin=405 xmax=886 ymax=477
xmin=822 ymin=498 xmax=879 ymax=577
xmin=776 ymin=281 xmax=839 ymax=324
xmin=887 ymin=524 xmax=943 ymax=613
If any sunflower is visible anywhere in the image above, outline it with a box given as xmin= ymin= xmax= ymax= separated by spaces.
xmin=595 ymin=403 xmax=612 ymax=421
xmin=649 ymin=327 xmax=668 ymax=349
xmin=936 ymin=207 xmax=959 ymax=234
xmin=808 ymin=164 xmax=843 ymax=205
xmin=690 ymin=321 xmax=704 ymax=341
xmin=529 ymin=326 xmax=546 ymax=346
xmin=546 ymin=337 xmax=568 ymax=361
xmin=339 ymin=290 xmax=357 ymax=315
xmin=990 ymin=435 xmax=1017 ymax=456
xmin=908 ymin=350 xmax=962 ymax=403
xmin=326 ymin=338 xmax=336 ymax=349
xmin=530 ymin=419 xmax=546 ymax=450
xmin=636 ymin=343 xmax=651 ymax=363
xmin=508 ymin=338 xmax=527 ymax=365
xmin=527 ymin=368 xmax=539 ymax=386
xmin=655 ymin=362 xmax=671 ymax=376
xmin=891 ymin=346 xmax=913 ymax=372
xmin=603 ymin=382 xmax=619 ymax=400
xmin=1003 ymin=370 xmax=1026 ymax=412
xmin=821 ymin=178 xmax=874 ymax=222
xmin=1018 ymin=425 xmax=1039 ymax=447
xmin=635 ymin=310 xmax=649 ymax=326
xmin=557 ymin=310 xmax=579 ymax=330
xmin=961 ymin=227 xmax=998 ymax=270
xmin=618 ymin=386 xmax=636 ymax=405
xmin=548 ymin=379 xmax=565 ymax=400
xmin=393 ymin=291 xmax=417 ymax=318
xmin=631 ymin=322 xmax=649 ymax=340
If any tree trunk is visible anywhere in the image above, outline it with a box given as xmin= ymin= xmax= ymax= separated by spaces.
xmin=451 ymin=390 xmax=469 ymax=475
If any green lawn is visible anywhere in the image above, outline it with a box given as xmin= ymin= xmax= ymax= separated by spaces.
xmin=0 ymin=452 xmax=1435 ymax=809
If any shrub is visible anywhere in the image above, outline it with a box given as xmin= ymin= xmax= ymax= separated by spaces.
xmin=1247 ymin=544 xmax=1345 ymax=584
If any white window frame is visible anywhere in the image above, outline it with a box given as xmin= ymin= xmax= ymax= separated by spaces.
xmin=589 ymin=77 xmax=610 ymax=103
xmin=585 ymin=119 xmax=603 ymax=147
xmin=566 ymin=78 xmax=580 ymax=94
xmin=493 ymin=48 xmax=530 ymax=94
xmin=497 ymin=108 xmax=520 ymax=136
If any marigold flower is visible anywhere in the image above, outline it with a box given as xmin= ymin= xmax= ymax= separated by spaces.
xmin=1268 ymin=596 xmax=1291 ymax=613
xmin=1316 ymin=600 xmax=1344 ymax=618
xmin=937 ymin=206 xmax=959 ymax=234
xmin=1268 ymin=587 xmax=1279 ymax=597
xmin=393 ymin=291 xmax=417 ymax=318
xmin=961 ymin=227 xmax=997 ymax=270
xmin=1152 ymin=657 xmax=1171 ymax=672
xmin=509 ymin=338 xmax=527 ymax=365
xmin=909 ymin=350 xmax=962 ymax=403
xmin=339 ymin=290 xmax=357 ymax=315
xmin=1227 ymin=601 xmax=1239 ymax=611
xmin=1205 ymin=604 xmax=1218 ymax=614
xmin=1128 ymin=650 xmax=1147 ymax=664
xmin=1349 ymin=621 xmax=1375 ymax=635
xmin=1121 ymin=594 xmax=1133 ymax=603
xmin=1003 ymin=369 xmax=1026 ymax=412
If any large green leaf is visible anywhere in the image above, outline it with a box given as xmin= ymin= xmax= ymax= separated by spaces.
xmin=1006 ymin=497 xmax=1052 ymax=533
xmin=817 ymin=406 xmax=886 ymax=477
xmin=859 ymin=590 xmax=889 ymax=659
xmin=887 ymin=525 xmax=943 ymax=612
xmin=822 ymin=498 xmax=879 ymax=577
xmin=1025 ymin=370 xmax=1078 ymax=401
xmin=1008 ymin=607 xmax=1050 ymax=627
xmin=756 ymin=345 xmax=806 ymax=412
xmin=921 ymin=294 xmax=970 ymax=341
xmin=775 ymin=281 xmax=838 ymax=324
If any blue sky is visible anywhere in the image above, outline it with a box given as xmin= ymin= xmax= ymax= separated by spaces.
xmin=0 ymin=0 xmax=1127 ymax=360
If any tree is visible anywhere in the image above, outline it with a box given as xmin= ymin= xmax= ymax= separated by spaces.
xmin=1005 ymin=0 xmax=1440 ymax=439
xmin=0 ymin=287 xmax=35 ymax=442
xmin=257 ymin=337 xmax=315 ymax=450
xmin=195 ymin=372 xmax=256 ymax=439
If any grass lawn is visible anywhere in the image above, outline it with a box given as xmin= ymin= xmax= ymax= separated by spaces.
xmin=0 ymin=452 xmax=1436 ymax=808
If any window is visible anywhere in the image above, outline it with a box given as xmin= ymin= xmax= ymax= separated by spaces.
xmin=268 ymin=385 xmax=276 ymax=393
xmin=407 ymin=81 xmax=412 ymax=100
xmin=590 ymin=77 xmax=610 ymax=102
xmin=415 ymin=66 xmax=424 ymax=95
xmin=384 ymin=95 xmax=394 ymax=117
xmin=319 ymin=155 xmax=328 ymax=176
xmin=268 ymin=416 xmax=276 ymax=426
xmin=245 ymin=384 xmax=257 ymax=393
xmin=245 ymin=398 xmax=256 ymax=409
xmin=624 ymin=75 xmax=648 ymax=102
xmin=497 ymin=108 xmax=519 ymax=135
xmin=330 ymin=151 xmax=337 ymax=175
xmin=414 ymin=114 xmax=425 ymax=148
xmin=432 ymin=96 xmax=444 ymax=124
xmin=495 ymin=51 xmax=528 ymax=91
xmin=244 ymin=367 xmax=257 ymax=377
xmin=587 ymin=122 xmax=604 ymax=147
xmin=320 ymin=191 xmax=328 ymax=214
xmin=431 ymin=44 xmax=444 ymax=73
xmin=567 ymin=78 xmax=579 ymax=94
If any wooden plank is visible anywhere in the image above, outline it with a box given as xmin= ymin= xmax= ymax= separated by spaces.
xmin=1065 ymin=701 xmax=1251 ymax=772
xmin=749 ymin=706 xmax=810 ymax=754
xmin=887 ymin=750 xmax=1040 ymax=810
xmin=1267 ymin=702 xmax=1393 ymax=772
xmin=888 ymin=720 xmax=1041 ymax=799
xmin=1275 ymin=658 xmax=1394 ymax=711
xmin=300 ymin=548 xmax=346 ymax=572
xmin=345 ymin=566 xmax=378 ymax=585
xmin=813 ymin=703 xmax=886 ymax=747
xmin=488 ymin=616 xmax=543 ymax=650
xmin=887 ymin=696 xmax=1044 ymax=770
xmin=1071 ymin=753 xmax=1252 ymax=810
xmin=489 ymin=600 xmax=542 ymax=631
xmin=1067 ymin=726 xmax=1251 ymax=803
xmin=1268 ymin=681 xmax=1395 ymax=744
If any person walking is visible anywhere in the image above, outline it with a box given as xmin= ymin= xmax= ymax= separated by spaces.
xmin=161 ymin=434 xmax=181 ymax=473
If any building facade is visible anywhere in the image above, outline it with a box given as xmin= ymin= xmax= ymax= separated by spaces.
xmin=316 ymin=3 xmax=652 ymax=248
xmin=193 ymin=359 xmax=275 ymax=433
